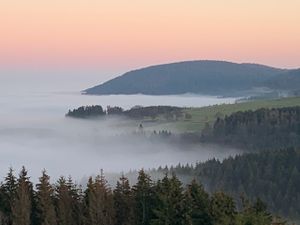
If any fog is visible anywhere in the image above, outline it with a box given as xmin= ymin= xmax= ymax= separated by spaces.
xmin=0 ymin=79 xmax=239 ymax=182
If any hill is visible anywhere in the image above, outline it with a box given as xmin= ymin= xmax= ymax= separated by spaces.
xmin=65 ymin=97 xmax=300 ymax=135
xmin=139 ymin=148 xmax=300 ymax=221
xmin=176 ymin=96 xmax=300 ymax=132
xmin=84 ymin=60 xmax=285 ymax=96
xmin=202 ymin=106 xmax=300 ymax=150
xmin=265 ymin=69 xmax=300 ymax=94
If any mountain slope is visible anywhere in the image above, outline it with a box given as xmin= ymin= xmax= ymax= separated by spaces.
xmin=266 ymin=69 xmax=300 ymax=92
xmin=84 ymin=60 xmax=285 ymax=95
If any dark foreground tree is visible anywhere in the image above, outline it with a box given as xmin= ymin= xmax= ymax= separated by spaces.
xmin=236 ymin=197 xmax=272 ymax=225
xmin=186 ymin=179 xmax=213 ymax=225
xmin=0 ymin=167 xmax=293 ymax=225
xmin=85 ymin=172 xmax=115 ymax=225
xmin=151 ymin=174 xmax=191 ymax=225
xmin=12 ymin=167 xmax=32 ymax=225
xmin=0 ymin=168 xmax=17 ymax=225
xmin=36 ymin=170 xmax=57 ymax=225
xmin=132 ymin=169 xmax=154 ymax=225
xmin=210 ymin=192 xmax=236 ymax=225
xmin=55 ymin=177 xmax=74 ymax=225
xmin=114 ymin=175 xmax=134 ymax=225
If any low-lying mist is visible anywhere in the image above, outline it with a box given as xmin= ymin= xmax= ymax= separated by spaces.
xmin=0 ymin=91 xmax=239 ymax=182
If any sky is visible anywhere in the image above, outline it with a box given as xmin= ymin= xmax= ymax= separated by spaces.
xmin=0 ymin=0 xmax=300 ymax=84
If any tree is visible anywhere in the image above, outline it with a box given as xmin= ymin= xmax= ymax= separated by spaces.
xmin=185 ymin=179 xmax=212 ymax=225
xmin=114 ymin=175 xmax=134 ymax=225
xmin=36 ymin=170 xmax=57 ymax=225
xmin=66 ymin=177 xmax=84 ymax=225
xmin=12 ymin=167 xmax=32 ymax=225
xmin=236 ymin=197 xmax=272 ymax=225
xmin=55 ymin=177 xmax=74 ymax=225
xmin=0 ymin=168 xmax=17 ymax=225
xmin=85 ymin=172 xmax=115 ymax=225
xmin=151 ymin=174 xmax=191 ymax=225
xmin=132 ymin=169 xmax=154 ymax=225
xmin=210 ymin=192 xmax=236 ymax=225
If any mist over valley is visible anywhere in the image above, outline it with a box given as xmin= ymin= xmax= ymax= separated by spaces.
xmin=0 ymin=87 xmax=239 ymax=181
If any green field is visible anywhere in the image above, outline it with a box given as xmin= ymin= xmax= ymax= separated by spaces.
xmin=143 ymin=97 xmax=300 ymax=133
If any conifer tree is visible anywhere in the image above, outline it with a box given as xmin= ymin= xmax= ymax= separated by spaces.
xmin=185 ymin=179 xmax=212 ymax=225
xmin=132 ymin=169 xmax=154 ymax=225
xmin=236 ymin=197 xmax=272 ymax=225
xmin=85 ymin=172 xmax=115 ymax=225
xmin=210 ymin=192 xmax=236 ymax=225
xmin=36 ymin=170 xmax=57 ymax=225
xmin=114 ymin=175 xmax=134 ymax=225
xmin=151 ymin=174 xmax=191 ymax=225
xmin=55 ymin=177 xmax=73 ymax=225
xmin=12 ymin=167 xmax=32 ymax=225
xmin=66 ymin=177 xmax=84 ymax=225
xmin=0 ymin=168 xmax=17 ymax=225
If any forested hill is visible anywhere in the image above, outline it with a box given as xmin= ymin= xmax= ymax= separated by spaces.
xmin=202 ymin=106 xmax=300 ymax=150
xmin=265 ymin=69 xmax=300 ymax=94
xmin=84 ymin=60 xmax=286 ymax=96
xmin=139 ymin=148 xmax=300 ymax=221
xmin=0 ymin=165 xmax=289 ymax=225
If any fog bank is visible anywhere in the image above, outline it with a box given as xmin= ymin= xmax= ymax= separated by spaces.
xmin=0 ymin=91 xmax=239 ymax=182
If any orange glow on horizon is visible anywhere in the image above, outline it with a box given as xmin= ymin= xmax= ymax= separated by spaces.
xmin=0 ymin=0 xmax=300 ymax=70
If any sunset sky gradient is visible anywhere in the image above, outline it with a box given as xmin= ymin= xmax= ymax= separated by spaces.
xmin=1 ymin=0 xmax=300 ymax=73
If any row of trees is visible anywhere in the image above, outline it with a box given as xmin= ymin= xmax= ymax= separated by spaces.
xmin=202 ymin=106 xmax=300 ymax=150
xmin=66 ymin=105 xmax=106 ymax=118
xmin=66 ymin=105 xmax=125 ymax=118
xmin=145 ymin=148 xmax=300 ymax=221
xmin=66 ymin=105 xmax=184 ymax=121
xmin=0 ymin=167 xmax=284 ymax=225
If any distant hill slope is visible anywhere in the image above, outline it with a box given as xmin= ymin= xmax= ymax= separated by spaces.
xmin=84 ymin=60 xmax=286 ymax=96
xmin=265 ymin=69 xmax=300 ymax=92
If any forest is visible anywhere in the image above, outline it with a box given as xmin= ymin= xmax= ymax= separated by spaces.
xmin=63 ymin=104 xmax=300 ymax=223
xmin=143 ymin=148 xmax=300 ymax=221
xmin=66 ymin=105 xmax=183 ymax=120
xmin=66 ymin=105 xmax=300 ymax=151
xmin=202 ymin=106 xmax=300 ymax=150
xmin=0 ymin=167 xmax=288 ymax=225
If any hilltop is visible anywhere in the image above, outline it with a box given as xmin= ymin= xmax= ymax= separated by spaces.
xmin=84 ymin=60 xmax=290 ymax=96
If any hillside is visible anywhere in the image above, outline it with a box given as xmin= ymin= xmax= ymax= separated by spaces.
xmin=84 ymin=60 xmax=285 ymax=96
xmin=176 ymin=96 xmax=300 ymax=132
xmin=202 ymin=106 xmax=300 ymax=150
xmin=140 ymin=148 xmax=300 ymax=221
xmin=133 ymin=97 xmax=300 ymax=133
xmin=265 ymin=69 xmax=300 ymax=93
xmin=65 ymin=97 xmax=300 ymax=134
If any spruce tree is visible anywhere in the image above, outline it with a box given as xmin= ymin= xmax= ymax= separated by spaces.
xmin=85 ymin=172 xmax=115 ymax=225
xmin=132 ymin=169 xmax=154 ymax=225
xmin=0 ymin=168 xmax=17 ymax=225
xmin=210 ymin=192 xmax=236 ymax=225
xmin=185 ymin=179 xmax=212 ymax=225
xmin=151 ymin=174 xmax=191 ymax=225
xmin=36 ymin=170 xmax=57 ymax=225
xmin=66 ymin=177 xmax=84 ymax=225
xmin=236 ymin=197 xmax=272 ymax=225
xmin=55 ymin=177 xmax=73 ymax=225
xmin=114 ymin=175 xmax=134 ymax=225
xmin=12 ymin=167 xmax=32 ymax=225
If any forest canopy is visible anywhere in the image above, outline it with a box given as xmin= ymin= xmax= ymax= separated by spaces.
xmin=0 ymin=166 xmax=289 ymax=225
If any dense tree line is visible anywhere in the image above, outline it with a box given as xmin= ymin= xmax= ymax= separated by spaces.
xmin=66 ymin=105 xmax=184 ymax=120
xmin=66 ymin=105 xmax=106 ymax=118
xmin=124 ymin=106 xmax=183 ymax=120
xmin=202 ymin=106 xmax=300 ymax=150
xmin=148 ymin=148 xmax=300 ymax=221
xmin=0 ymin=168 xmax=286 ymax=225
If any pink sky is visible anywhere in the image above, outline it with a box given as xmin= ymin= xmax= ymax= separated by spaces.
xmin=1 ymin=0 xmax=300 ymax=71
